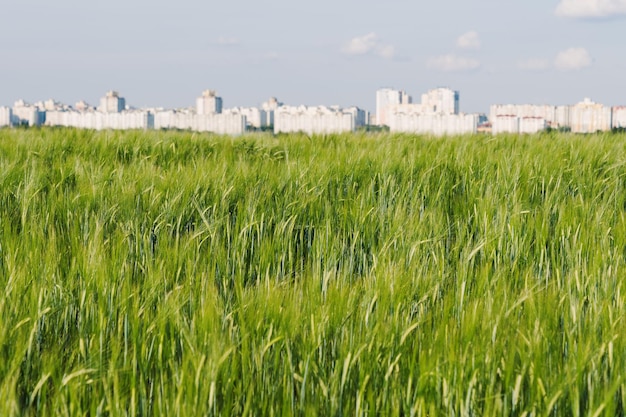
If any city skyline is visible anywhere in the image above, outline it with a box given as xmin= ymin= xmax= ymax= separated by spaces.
xmin=1 ymin=0 xmax=625 ymax=113
xmin=4 ymin=87 xmax=625 ymax=137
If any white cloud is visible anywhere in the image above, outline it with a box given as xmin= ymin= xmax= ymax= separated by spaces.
xmin=555 ymin=0 xmax=626 ymax=18
xmin=376 ymin=44 xmax=396 ymax=59
xmin=518 ymin=48 xmax=593 ymax=71
xmin=343 ymin=33 xmax=395 ymax=59
xmin=427 ymin=54 xmax=480 ymax=72
xmin=457 ymin=31 xmax=481 ymax=49
xmin=518 ymin=58 xmax=551 ymax=71
xmin=554 ymin=48 xmax=593 ymax=70
xmin=343 ymin=33 xmax=378 ymax=55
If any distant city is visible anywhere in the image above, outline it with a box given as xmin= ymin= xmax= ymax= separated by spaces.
xmin=1 ymin=88 xmax=625 ymax=136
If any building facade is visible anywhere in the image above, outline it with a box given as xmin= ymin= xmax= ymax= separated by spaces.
xmin=569 ymin=98 xmax=612 ymax=133
xmin=389 ymin=112 xmax=478 ymax=136
xmin=261 ymin=97 xmax=283 ymax=127
xmin=490 ymin=104 xmax=570 ymax=129
xmin=196 ymin=90 xmax=223 ymax=115
xmin=376 ymin=88 xmax=411 ymax=127
xmin=519 ymin=117 xmax=547 ymax=134
xmin=46 ymin=110 xmax=154 ymax=130
xmin=224 ymin=107 xmax=268 ymax=129
xmin=344 ymin=107 xmax=368 ymax=128
xmin=0 ymin=107 xmax=12 ymax=127
xmin=612 ymin=107 xmax=626 ymax=129
xmin=421 ymin=88 xmax=459 ymax=115
xmin=99 ymin=91 xmax=126 ymax=113
xmin=153 ymin=110 xmax=246 ymax=135
xmin=491 ymin=115 xmax=520 ymax=135
xmin=274 ymin=105 xmax=359 ymax=134
xmin=12 ymin=100 xmax=44 ymax=126
xmin=385 ymin=87 xmax=477 ymax=135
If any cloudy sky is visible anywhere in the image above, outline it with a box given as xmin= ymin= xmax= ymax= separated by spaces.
xmin=1 ymin=0 xmax=625 ymax=113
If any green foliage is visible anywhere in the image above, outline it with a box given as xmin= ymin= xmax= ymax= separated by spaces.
xmin=1 ymin=128 xmax=626 ymax=416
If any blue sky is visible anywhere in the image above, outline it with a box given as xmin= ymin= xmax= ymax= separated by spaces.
xmin=1 ymin=0 xmax=625 ymax=113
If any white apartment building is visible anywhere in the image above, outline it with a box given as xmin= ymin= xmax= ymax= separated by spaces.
xmin=492 ymin=115 xmax=520 ymax=135
xmin=274 ymin=105 xmax=357 ymax=135
xmin=490 ymin=104 xmax=570 ymax=128
xmin=520 ymin=117 xmax=547 ymax=134
xmin=344 ymin=107 xmax=368 ymax=128
xmin=196 ymin=90 xmax=223 ymax=115
xmin=385 ymin=87 xmax=476 ymax=135
xmin=389 ymin=112 xmax=478 ymax=136
xmin=569 ymin=98 xmax=612 ymax=133
xmin=376 ymin=88 xmax=411 ymax=126
xmin=152 ymin=91 xmax=244 ymax=135
xmin=45 ymin=89 xmax=241 ymax=134
xmin=46 ymin=110 xmax=154 ymax=130
xmin=491 ymin=104 xmax=552 ymax=121
xmin=387 ymin=103 xmax=429 ymax=116
xmin=261 ymin=97 xmax=283 ymax=126
xmin=12 ymin=100 xmax=44 ymax=126
xmin=153 ymin=110 xmax=246 ymax=135
xmin=492 ymin=115 xmax=547 ymax=135
xmin=99 ymin=91 xmax=126 ymax=113
xmin=224 ymin=107 xmax=268 ymax=129
xmin=612 ymin=107 xmax=626 ymax=129
xmin=421 ymin=88 xmax=459 ymax=115
xmin=0 ymin=107 xmax=12 ymax=127
xmin=554 ymin=106 xmax=571 ymax=128
xmin=45 ymin=91 xmax=150 ymax=130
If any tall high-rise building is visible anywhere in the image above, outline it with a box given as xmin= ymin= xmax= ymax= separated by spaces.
xmin=421 ymin=88 xmax=459 ymax=115
xmin=569 ymin=98 xmax=611 ymax=133
xmin=262 ymin=97 xmax=283 ymax=126
xmin=12 ymin=100 xmax=43 ymax=126
xmin=196 ymin=90 xmax=223 ymax=115
xmin=99 ymin=91 xmax=126 ymax=113
xmin=376 ymin=88 xmax=411 ymax=126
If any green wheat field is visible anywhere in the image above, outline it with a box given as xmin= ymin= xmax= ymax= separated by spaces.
xmin=1 ymin=127 xmax=626 ymax=416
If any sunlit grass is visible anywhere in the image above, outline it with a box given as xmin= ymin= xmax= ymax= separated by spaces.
xmin=1 ymin=127 xmax=626 ymax=416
